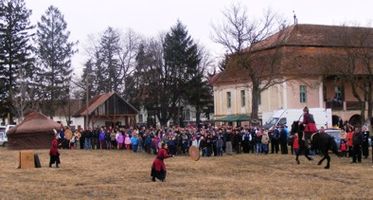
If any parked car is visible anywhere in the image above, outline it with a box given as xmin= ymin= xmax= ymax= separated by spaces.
xmin=324 ymin=128 xmax=343 ymax=147
xmin=0 ymin=126 xmax=6 ymax=146
xmin=0 ymin=125 xmax=16 ymax=147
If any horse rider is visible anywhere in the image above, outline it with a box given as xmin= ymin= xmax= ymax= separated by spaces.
xmin=300 ymin=106 xmax=317 ymax=160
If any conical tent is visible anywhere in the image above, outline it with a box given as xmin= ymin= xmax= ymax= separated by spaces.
xmin=7 ymin=112 xmax=61 ymax=150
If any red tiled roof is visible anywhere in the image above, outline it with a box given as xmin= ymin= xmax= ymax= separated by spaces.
xmin=74 ymin=93 xmax=114 ymax=116
xmin=251 ymin=24 xmax=373 ymax=51
xmin=74 ymin=92 xmax=139 ymax=117
xmin=212 ymin=24 xmax=373 ymax=86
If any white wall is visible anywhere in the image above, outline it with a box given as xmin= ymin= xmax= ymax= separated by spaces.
xmin=213 ymin=77 xmax=323 ymax=124
xmin=52 ymin=116 xmax=84 ymax=129
xmin=213 ymin=83 xmax=250 ymax=117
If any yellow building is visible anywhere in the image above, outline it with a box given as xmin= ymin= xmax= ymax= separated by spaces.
xmin=212 ymin=24 xmax=373 ymax=126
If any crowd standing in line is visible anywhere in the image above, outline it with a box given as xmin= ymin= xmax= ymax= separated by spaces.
xmin=53 ymin=120 xmax=372 ymax=165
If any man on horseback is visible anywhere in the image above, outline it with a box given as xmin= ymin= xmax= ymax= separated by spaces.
xmin=300 ymin=106 xmax=317 ymax=160
xmin=291 ymin=108 xmax=340 ymax=168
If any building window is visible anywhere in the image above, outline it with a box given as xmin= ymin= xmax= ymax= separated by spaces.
xmin=184 ymin=108 xmax=191 ymax=121
xmin=241 ymin=90 xmax=245 ymax=107
xmin=334 ymin=86 xmax=344 ymax=102
xmin=138 ymin=114 xmax=143 ymax=123
xmin=227 ymin=92 xmax=231 ymax=108
xmin=300 ymin=85 xmax=307 ymax=103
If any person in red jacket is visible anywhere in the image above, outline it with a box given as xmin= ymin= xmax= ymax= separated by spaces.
xmin=346 ymin=126 xmax=354 ymax=157
xmin=49 ymin=131 xmax=60 ymax=168
xmin=151 ymin=142 xmax=173 ymax=182
xmin=293 ymin=133 xmax=300 ymax=164
xmin=340 ymin=139 xmax=348 ymax=157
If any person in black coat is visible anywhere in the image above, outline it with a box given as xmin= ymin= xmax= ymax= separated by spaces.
xmin=79 ymin=130 xmax=85 ymax=149
xmin=352 ymin=127 xmax=363 ymax=163
xmin=249 ymin=129 xmax=256 ymax=153
xmin=233 ymin=130 xmax=242 ymax=154
xmin=271 ymin=127 xmax=280 ymax=154
xmin=371 ymin=135 xmax=373 ymax=163
xmin=280 ymin=126 xmax=288 ymax=154
xmin=242 ymin=129 xmax=251 ymax=153
xmin=361 ymin=126 xmax=370 ymax=159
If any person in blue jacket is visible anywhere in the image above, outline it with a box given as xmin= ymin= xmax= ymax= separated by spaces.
xmin=131 ymin=134 xmax=139 ymax=152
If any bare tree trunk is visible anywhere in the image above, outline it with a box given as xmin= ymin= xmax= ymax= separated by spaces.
xmin=367 ymin=84 xmax=373 ymax=121
xmin=157 ymin=109 xmax=169 ymax=127
xmin=361 ymin=103 xmax=366 ymax=125
xmin=251 ymin=81 xmax=261 ymax=120
xmin=196 ymin=107 xmax=201 ymax=128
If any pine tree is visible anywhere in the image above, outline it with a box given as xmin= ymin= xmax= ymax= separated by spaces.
xmin=162 ymin=21 xmax=201 ymax=126
xmin=35 ymin=5 xmax=77 ymax=117
xmin=99 ymin=27 xmax=121 ymax=93
xmin=0 ymin=0 xmax=34 ymax=122
xmin=81 ymin=59 xmax=96 ymax=101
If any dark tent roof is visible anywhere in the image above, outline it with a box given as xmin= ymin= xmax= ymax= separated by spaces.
xmin=7 ymin=112 xmax=61 ymax=150
xmin=8 ymin=112 xmax=61 ymax=135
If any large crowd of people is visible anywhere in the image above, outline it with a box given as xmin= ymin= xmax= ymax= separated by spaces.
xmin=54 ymin=120 xmax=372 ymax=164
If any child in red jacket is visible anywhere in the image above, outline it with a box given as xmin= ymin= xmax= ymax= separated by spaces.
xmin=293 ymin=133 xmax=300 ymax=164
xmin=340 ymin=139 xmax=348 ymax=157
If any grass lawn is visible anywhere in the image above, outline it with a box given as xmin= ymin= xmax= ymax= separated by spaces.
xmin=0 ymin=148 xmax=372 ymax=200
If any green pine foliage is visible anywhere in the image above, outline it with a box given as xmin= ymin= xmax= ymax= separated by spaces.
xmin=0 ymin=0 xmax=34 ymax=121
xmin=35 ymin=5 xmax=77 ymax=116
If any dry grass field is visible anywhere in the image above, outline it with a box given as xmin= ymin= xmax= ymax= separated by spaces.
xmin=0 ymin=148 xmax=372 ymax=200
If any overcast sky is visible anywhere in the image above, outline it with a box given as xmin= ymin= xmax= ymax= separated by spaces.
xmin=25 ymin=0 xmax=373 ymax=76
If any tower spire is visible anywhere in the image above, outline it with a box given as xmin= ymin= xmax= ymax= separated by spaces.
xmin=293 ymin=10 xmax=298 ymax=25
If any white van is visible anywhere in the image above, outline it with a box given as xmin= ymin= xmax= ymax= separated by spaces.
xmin=263 ymin=108 xmax=332 ymax=131
xmin=0 ymin=125 xmax=16 ymax=147
xmin=0 ymin=126 xmax=6 ymax=146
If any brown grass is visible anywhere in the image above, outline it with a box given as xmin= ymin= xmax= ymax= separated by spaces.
xmin=0 ymin=148 xmax=372 ymax=200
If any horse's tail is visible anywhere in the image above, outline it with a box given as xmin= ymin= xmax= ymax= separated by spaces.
xmin=329 ymin=137 xmax=340 ymax=157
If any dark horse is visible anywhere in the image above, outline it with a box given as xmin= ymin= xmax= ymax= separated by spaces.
xmin=291 ymin=121 xmax=339 ymax=169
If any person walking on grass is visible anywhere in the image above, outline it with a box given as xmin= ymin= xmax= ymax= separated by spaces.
xmin=151 ymin=142 xmax=173 ymax=182
xmin=49 ymin=130 xmax=60 ymax=168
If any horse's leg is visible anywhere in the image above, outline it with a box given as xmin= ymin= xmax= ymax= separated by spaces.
xmin=318 ymin=155 xmax=326 ymax=165
xmin=304 ymin=146 xmax=313 ymax=161
xmin=325 ymin=153 xmax=330 ymax=169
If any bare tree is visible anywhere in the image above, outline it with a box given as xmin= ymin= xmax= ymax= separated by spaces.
xmin=212 ymin=3 xmax=288 ymax=120
xmin=117 ymin=29 xmax=141 ymax=98
xmin=81 ymin=28 xmax=140 ymax=98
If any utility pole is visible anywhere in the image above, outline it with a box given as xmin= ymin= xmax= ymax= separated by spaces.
xmin=85 ymin=73 xmax=95 ymax=129
xmin=85 ymin=76 xmax=89 ymax=129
